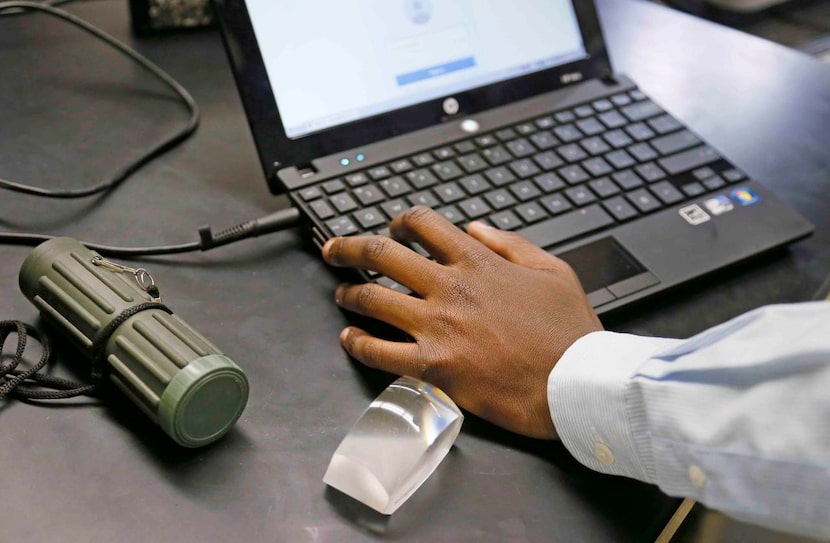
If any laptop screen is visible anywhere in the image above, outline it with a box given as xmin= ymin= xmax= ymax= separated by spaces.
xmin=245 ymin=1 xmax=587 ymax=139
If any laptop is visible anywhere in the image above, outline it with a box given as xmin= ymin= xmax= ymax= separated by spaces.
xmin=212 ymin=0 xmax=813 ymax=314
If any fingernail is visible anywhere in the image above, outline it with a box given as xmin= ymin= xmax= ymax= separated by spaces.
xmin=334 ymin=284 xmax=345 ymax=305
xmin=470 ymin=220 xmax=493 ymax=229
xmin=339 ymin=327 xmax=351 ymax=348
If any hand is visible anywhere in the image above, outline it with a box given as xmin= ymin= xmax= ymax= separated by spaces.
xmin=322 ymin=206 xmax=603 ymax=439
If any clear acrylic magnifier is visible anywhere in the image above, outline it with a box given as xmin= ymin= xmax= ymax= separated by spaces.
xmin=323 ymin=376 xmax=464 ymax=515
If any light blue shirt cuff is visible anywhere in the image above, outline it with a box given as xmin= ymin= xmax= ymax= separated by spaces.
xmin=547 ymin=331 xmax=682 ymax=483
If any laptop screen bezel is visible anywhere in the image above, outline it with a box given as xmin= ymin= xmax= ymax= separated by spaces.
xmin=213 ymin=0 xmax=612 ymax=192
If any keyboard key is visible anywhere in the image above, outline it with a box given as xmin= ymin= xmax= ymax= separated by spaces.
xmin=610 ymin=93 xmax=632 ymax=107
xmin=604 ymin=129 xmax=634 ymax=149
xmin=650 ymin=180 xmax=685 ymax=204
xmin=490 ymin=210 xmax=523 ymax=230
xmin=367 ymin=166 xmax=392 ymax=180
xmin=436 ymin=205 xmax=465 ymax=224
xmin=533 ymin=150 xmax=565 ymax=171
xmin=628 ymin=142 xmax=658 ymax=162
xmin=505 ymin=138 xmax=535 ymax=158
xmin=703 ymin=175 xmax=727 ymax=191
xmin=555 ymin=110 xmax=576 ymax=123
xmin=553 ymin=124 xmax=584 ymax=143
xmin=658 ymin=145 xmax=721 ymax=175
xmin=408 ymin=190 xmax=441 ymax=208
xmin=650 ymin=129 xmax=701 ymax=155
xmin=458 ymin=197 xmax=492 ymax=219
xmin=530 ymin=131 xmax=558 ymax=150
xmin=330 ymin=192 xmax=358 ymax=213
xmin=557 ymin=164 xmax=591 ymax=185
xmin=540 ymin=193 xmax=573 ymax=215
xmin=322 ymin=179 xmax=347 ymax=194
xmin=496 ymin=128 xmax=518 ymax=141
xmin=457 ymin=153 xmax=489 ymax=173
xmin=518 ymin=204 xmax=614 ymax=248
xmin=474 ymin=134 xmax=498 ymax=148
xmin=565 ymin=185 xmax=597 ymax=206
xmin=580 ymin=136 xmax=611 ymax=156
xmin=433 ymin=147 xmax=455 ymax=160
xmin=603 ymin=196 xmax=639 ymax=221
xmin=309 ymin=199 xmax=335 ymax=220
xmin=298 ymin=186 xmax=323 ymax=201
xmin=509 ymin=180 xmax=542 ymax=201
xmin=589 ymin=177 xmax=621 ymax=198
xmin=612 ymin=169 xmax=644 ymax=190
xmin=592 ymin=99 xmax=613 ymax=112
xmin=625 ymin=122 xmax=656 ymax=142
xmin=379 ymin=176 xmax=413 ymax=197
xmin=605 ymin=149 xmax=636 ymax=169
xmin=484 ymin=189 xmax=517 ymax=210
xmin=630 ymin=89 xmax=647 ymax=101
xmin=375 ymin=276 xmax=411 ymax=295
xmin=693 ymin=167 xmax=716 ymax=180
xmin=621 ymin=100 xmax=663 ymax=122
xmin=574 ymin=105 xmax=595 ymax=118
xmin=515 ymin=122 xmax=537 ymax=135
xmin=533 ymin=172 xmax=566 ymax=193
xmin=411 ymin=152 xmax=434 ymax=167
xmin=557 ymin=143 xmax=588 ymax=163
xmin=390 ymin=159 xmax=413 ymax=173
xmin=353 ymin=184 xmax=386 ymax=206
xmin=326 ymin=216 xmax=359 ymax=236
xmin=535 ymin=116 xmax=555 ymax=129
xmin=345 ymin=172 xmax=370 ymax=187
xmin=354 ymin=207 xmax=387 ymax=230
xmin=482 ymin=145 xmax=512 ymax=165
xmin=406 ymin=168 xmax=439 ymax=189
xmin=515 ymin=202 xmax=548 ymax=223
xmin=459 ymin=174 xmax=491 ymax=194
xmin=681 ymin=182 xmax=706 ymax=197
xmin=648 ymin=114 xmax=683 ymax=135
xmin=598 ymin=110 xmax=628 ymax=129
xmin=635 ymin=162 xmax=667 ymax=183
xmin=485 ymin=166 xmax=516 ymax=186
xmin=582 ymin=157 xmax=614 ymax=177
xmin=626 ymin=188 xmax=662 ymax=213
xmin=576 ymin=117 xmax=605 ymax=136
xmin=381 ymin=198 xmax=409 ymax=219
xmin=509 ymin=159 xmax=541 ymax=179
xmin=431 ymin=161 xmax=464 ymax=181
xmin=453 ymin=140 xmax=476 ymax=154
xmin=434 ymin=181 xmax=466 ymax=204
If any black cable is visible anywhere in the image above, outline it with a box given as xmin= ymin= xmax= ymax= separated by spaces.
xmin=0 ymin=0 xmax=200 ymax=198
xmin=0 ymin=320 xmax=96 ymax=401
xmin=0 ymin=206 xmax=302 ymax=257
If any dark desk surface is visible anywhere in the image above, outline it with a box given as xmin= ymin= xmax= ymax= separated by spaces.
xmin=1 ymin=1 xmax=828 ymax=541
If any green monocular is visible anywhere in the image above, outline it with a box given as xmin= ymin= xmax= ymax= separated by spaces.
xmin=18 ymin=237 xmax=249 ymax=448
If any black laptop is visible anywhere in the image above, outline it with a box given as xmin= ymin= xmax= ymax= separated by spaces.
xmin=212 ymin=0 xmax=813 ymax=314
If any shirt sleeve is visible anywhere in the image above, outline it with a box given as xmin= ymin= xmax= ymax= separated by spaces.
xmin=548 ymin=301 xmax=830 ymax=540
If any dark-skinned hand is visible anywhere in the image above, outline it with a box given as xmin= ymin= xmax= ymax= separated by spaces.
xmin=321 ymin=206 xmax=603 ymax=440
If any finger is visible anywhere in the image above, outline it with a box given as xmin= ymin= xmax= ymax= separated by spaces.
xmin=389 ymin=206 xmax=489 ymax=266
xmin=323 ymin=234 xmax=445 ymax=295
xmin=339 ymin=326 xmax=422 ymax=376
xmin=467 ymin=221 xmax=572 ymax=274
xmin=335 ymin=282 xmax=426 ymax=332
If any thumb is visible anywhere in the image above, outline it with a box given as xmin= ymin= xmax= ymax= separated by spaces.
xmin=467 ymin=221 xmax=569 ymax=273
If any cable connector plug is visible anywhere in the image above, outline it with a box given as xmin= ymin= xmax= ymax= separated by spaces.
xmin=197 ymin=207 xmax=301 ymax=250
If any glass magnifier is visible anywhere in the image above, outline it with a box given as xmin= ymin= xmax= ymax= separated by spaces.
xmin=323 ymin=376 xmax=464 ymax=515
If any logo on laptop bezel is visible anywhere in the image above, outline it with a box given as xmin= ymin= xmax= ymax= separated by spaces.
xmin=442 ymin=97 xmax=460 ymax=116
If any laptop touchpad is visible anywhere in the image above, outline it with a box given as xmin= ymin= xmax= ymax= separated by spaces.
xmin=554 ymin=237 xmax=659 ymax=308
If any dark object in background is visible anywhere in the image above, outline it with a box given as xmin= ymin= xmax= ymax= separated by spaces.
xmin=129 ymin=0 xmax=215 ymax=35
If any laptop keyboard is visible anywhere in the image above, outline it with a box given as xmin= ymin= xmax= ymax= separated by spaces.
xmin=293 ymin=87 xmax=748 ymax=292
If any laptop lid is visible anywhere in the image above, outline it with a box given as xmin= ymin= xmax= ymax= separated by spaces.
xmin=213 ymin=0 xmax=613 ymax=193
